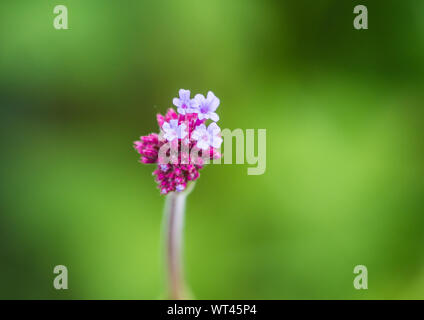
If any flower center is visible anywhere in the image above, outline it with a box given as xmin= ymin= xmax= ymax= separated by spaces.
xmin=200 ymin=106 xmax=208 ymax=113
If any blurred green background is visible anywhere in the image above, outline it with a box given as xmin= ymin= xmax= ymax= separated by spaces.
xmin=1 ymin=0 xmax=423 ymax=299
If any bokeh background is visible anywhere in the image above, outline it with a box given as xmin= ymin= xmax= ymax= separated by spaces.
xmin=1 ymin=0 xmax=423 ymax=299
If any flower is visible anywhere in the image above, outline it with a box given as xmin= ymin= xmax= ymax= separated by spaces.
xmin=162 ymin=119 xmax=188 ymax=142
xmin=134 ymin=133 xmax=162 ymax=164
xmin=154 ymin=164 xmax=202 ymax=195
xmin=134 ymin=89 xmax=222 ymax=194
xmin=157 ymin=108 xmax=178 ymax=128
xmin=191 ymin=122 xmax=223 ymax=150
xmin=193 ymin=91 xmax=220 ymax=122
xmin=172 ymin=89 xmax=198 ymax=115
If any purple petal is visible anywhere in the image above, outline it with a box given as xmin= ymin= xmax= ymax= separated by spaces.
xmin=169 ymin=119 xmax=179 ymax=129
xmin=209 ymin=112 xmax=219 ymax=122
xmin=179 ymin=89 xmax=190 ymax=100
xmin=196 ymin=139 xmax=209 ymax=150
xmin=208 ymin=122 xmax=221 ymax=135
xmin=192 ymin=124 xmax=207 ymax=140
xmin=162 ymin=122 xmax=171 ymax=132
xmin=194 ymin=93 xmax=205 ymax=104
xmin=177 ymin=107 xmax=187 ymax=115
xmin=197 ymin=112 xmax=207 ymax=120
xmin=212 ymin=136 xmax=223 ymax=149
xmin=207 ymin=91 xmax=220 ymax=111
xmin=189 ymin=98 xmax=200 ymax=109
xmin=172 ymin=97 xmax=181 ymax=107
xmin=178 ymin=123 xmax=188 ymax=139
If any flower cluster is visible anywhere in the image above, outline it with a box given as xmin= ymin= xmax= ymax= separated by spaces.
xmin=134 ymin=89 xmax=223 ymax=194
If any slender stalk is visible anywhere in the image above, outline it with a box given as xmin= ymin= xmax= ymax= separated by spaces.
xmin=164 ymin=182 xmax=195 ymax=299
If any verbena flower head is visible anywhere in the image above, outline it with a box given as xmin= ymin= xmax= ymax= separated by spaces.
xmin=134 ymin=89 xmax=223 ymax=194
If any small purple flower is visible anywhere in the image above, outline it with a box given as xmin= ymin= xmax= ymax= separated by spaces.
xmin=175 ymin=184 xmax=185 ymax=192
xmin=191 ymin=122 xmax=223 ymax=150
xmin=173 ymin=89 xmax=198 ymax=115
xmin=193 ymin=91 xmax=220 ymax=122
xmin=162 ymin=119 xmax=188 ymax=142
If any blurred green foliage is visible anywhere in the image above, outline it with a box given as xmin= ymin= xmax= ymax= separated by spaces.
xmin=0 ymin=0 xmax=423 ymax=299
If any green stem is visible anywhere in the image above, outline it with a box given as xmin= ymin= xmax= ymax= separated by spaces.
xmin=164 ymin=182 xmax=195 ymax=299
